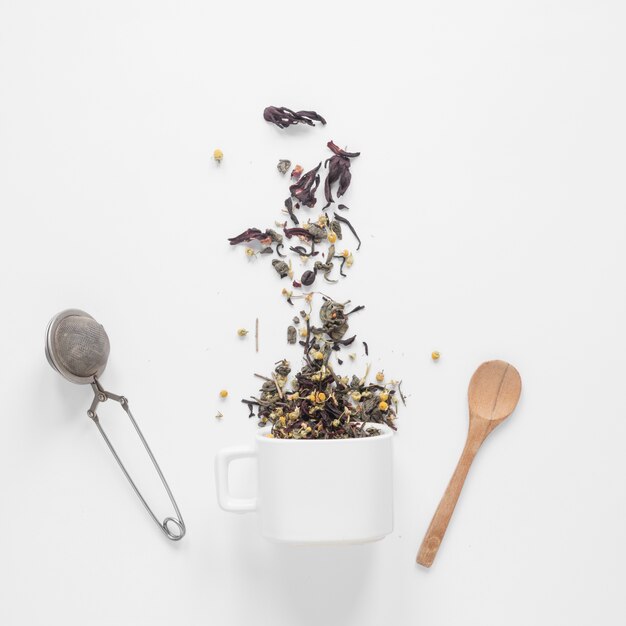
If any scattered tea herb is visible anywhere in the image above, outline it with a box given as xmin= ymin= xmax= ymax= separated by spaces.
xmin=228 ymin=138 xmax=361 ymax=290
xmin=363 ymin=341 xmax=369 ymax=356
xmin=329 ymin=220 xmax=342 ymax=239
xmin=332 ymin=213 xmax=361 ymax=250
xmin=237 ymin=328 xmax=249 ymax=337
xmin=255 ymin=318 xmax=259 ymax=353
xmin=398 ymin=381 xmax=407 ymax=406
xmin=272 ymin=259 xmax=290 ymax=278
xmin=243 ymin=297 xmax=402 ymax=439
xmin=323 ymin=141 xmax=360 ymax=209
xmin=215 ymin=411 xmax=223 ymax=419
xmin=337 ymin=204 xmax=349 ymax=211
xmin=291 ymin=164 xmax=304 ymax=180
xmin=277 ymin=159 xmax=291 ymax=174
xmin=228 ymin=228 xmax=275 ymax=246
xmin=289 ymin=163 xmax=321 ymax=208
xmin=263 ymin=106 xmax=327 ymax=129
xmin=287 ymin=326 xmax=297 ymax=344
xmin=219 ymin=390 xmax=228 ymax=398
xmin=213 ymin=149 xmax=224 ymax=163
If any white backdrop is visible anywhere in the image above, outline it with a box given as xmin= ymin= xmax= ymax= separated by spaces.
xmin=1 ymin=1 xmax=625 ymax=625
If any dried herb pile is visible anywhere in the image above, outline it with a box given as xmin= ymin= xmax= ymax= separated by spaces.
xmin=243 ymin=296 xmax=404 ymax=439
xmin=226 ymin=106 xmax=406 ymax=439
xmin=228 ymin=140 xmax=361 ymax=291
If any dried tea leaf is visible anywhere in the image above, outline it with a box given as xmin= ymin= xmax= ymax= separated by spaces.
xmin=277 ymin=159 xmax=291 ymax=174
xmin=287 ymin=326 xmax=297 ymax=344
xmin=272 ymin=259 xmax=290 ymax=278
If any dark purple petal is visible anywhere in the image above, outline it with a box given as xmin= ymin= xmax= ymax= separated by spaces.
xmin=283 ymin=227 xmax=314 ymax=240
xmin=327 ymin=140 xmax=360 ymax=158
xmin=263 ymin=106 xmax=327 ymax=129
xmin=289 ymin=163 xmax=321 ymax=208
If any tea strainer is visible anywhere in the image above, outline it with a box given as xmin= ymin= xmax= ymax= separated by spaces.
xmin=45 ymin=309 xmax=186 ymax=541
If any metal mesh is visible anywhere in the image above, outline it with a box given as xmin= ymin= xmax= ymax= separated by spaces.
xmin=54 ymin=315 xmax=110 ymax=379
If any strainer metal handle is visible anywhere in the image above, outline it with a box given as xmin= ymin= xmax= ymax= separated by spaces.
xmin=88 ymin=379 xmax=186 ymax=541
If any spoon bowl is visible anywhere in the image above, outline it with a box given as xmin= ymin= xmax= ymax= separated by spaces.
xmin=468 ymin=360 xmax=522 ymax=423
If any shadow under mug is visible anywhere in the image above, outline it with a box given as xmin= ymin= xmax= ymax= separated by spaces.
xmin=215 ymin=424 xmax=394 ymax=545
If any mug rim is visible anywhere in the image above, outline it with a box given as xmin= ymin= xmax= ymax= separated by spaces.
xmin=256 ymin=422 xmax=394 ymax=444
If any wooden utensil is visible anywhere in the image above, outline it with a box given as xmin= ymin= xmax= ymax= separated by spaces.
xmin=416 ymin=360 xmax=522 ymax=568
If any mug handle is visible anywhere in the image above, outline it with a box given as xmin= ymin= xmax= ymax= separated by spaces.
xmin=215 ymin=446 xmax=258 ymax=513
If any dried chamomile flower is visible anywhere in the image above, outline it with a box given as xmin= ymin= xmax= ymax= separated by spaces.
xmin=237 ymin=328 xmax=249 ymax=337
xmin=213 ymin=148 xmax=224 ymax=163
xmin=219 ymin=390 xmax=228 ymax=398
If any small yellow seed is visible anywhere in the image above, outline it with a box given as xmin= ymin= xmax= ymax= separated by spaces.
xmin=327 ymin=232 xmax=337 ymax=243
xmin=432 ymin=351 xmax=440 ymax=361
xmin=313 ymin=351 xmax=324 ymax=361
xmin=308 ymin=393 xmax=316 ymax=402
xmin=316 ymin=392 xmax=326 ymax=402
xmin=213 ymin=149 xmax=223 ymax=162
xmin=299 ymin=327 xmax=308 ymax=337
xmin=245 ymin=248 xmax=255 ymax=257
xmin=379 ymin=401 xmax=389 ymax=411
xmin=351 ymin=391 xmax=362 ymax=402
xmin=376 ymin=371 xmax=385 ymax=382
xmin=219 ymin=389 xmax=228 ymax=398
xmin=379 ymin=392 xmax=389 ymax=402
xmin=237 ymin=328 xmax=248 ymax=336
xmin=341 ymin=249 xmax=350 ymax=257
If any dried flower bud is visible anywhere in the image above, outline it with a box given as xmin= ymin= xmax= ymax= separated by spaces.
xmin=237 ymin=328 xmax=249 ymax=337
xmin=213 ymin=148 xmax=224 ymax=163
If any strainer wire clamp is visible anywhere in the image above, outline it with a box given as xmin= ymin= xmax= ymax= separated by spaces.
xmin=88 ymin=379 xmax=186 ymax=541
xmin=46 ymin=309 xmax=186 ymax=541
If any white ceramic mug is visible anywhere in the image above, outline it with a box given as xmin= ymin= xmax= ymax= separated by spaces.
xmin=215 ymin=424 xmax=394 ymax=544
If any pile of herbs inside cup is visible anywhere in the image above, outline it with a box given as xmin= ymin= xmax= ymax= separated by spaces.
xmin=243 ymin=295 xmax=404 ymax=439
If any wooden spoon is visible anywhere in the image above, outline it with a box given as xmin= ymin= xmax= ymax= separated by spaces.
xmin=416 ymin=360 xmax=522 ymax=568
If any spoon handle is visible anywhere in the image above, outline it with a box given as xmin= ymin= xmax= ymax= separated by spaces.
xmin=416 ymin=438 xmax=480 ymax=567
